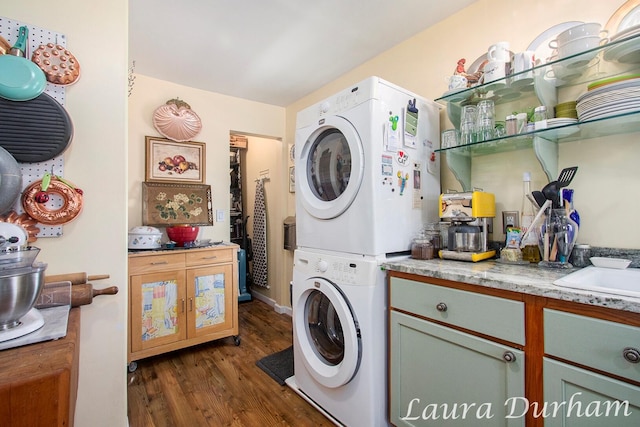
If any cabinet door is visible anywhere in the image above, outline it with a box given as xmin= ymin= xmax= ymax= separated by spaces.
xmin=186 ymin=264 xmax=234 ymax=338
xmin=390 ymin=311 xmax=525 ymax=427
xmin=543 ymin=358 xmax=640 ymax=427
xmin=130 ymin=270 xmax=187 ymax=352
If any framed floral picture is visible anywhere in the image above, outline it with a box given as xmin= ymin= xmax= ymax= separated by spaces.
xmin=142 ymin=182 xmax=213 ymax=226
xmin=145 ymin=136 xmax=205 ymax=183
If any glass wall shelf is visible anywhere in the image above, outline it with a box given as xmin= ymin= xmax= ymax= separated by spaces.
xmin=435 ymin=32 xmax=640 ymax=107
xmin=436 ymin=109 xmax=640 ymax=156
xmin=436 ymin=30 xmax=640 ymax=190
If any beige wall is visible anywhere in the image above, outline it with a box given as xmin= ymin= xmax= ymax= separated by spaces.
xmin=128 ymin=77 xmax=290 ymax=310
xmin=128 ymin=75 xmax=285 ymax=243
xmin=4 ymin=1 xmax=128 ymax=426
xmin=286 ymin=0 xmax=639 ymax=249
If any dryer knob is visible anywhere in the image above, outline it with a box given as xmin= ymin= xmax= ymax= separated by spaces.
xmin=317 ymin=260 xmax=329 ymax=272
xmin=320 ymin=101 xmax=330 ymax=114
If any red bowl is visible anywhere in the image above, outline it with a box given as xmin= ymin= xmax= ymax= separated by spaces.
xmin=166 ymin=226 xmax=199 ymax=247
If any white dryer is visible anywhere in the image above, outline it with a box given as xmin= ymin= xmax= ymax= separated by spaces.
xmin=295 ymin=76 xmax=441 ymax=257
xmin=286 ymin=248 xmax=389 ymax=427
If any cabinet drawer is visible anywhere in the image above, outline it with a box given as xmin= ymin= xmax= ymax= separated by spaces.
xmin=390 ymin=277 xmax=525 ymax=345
xmin=129 ymin=253 xmax=185 ymax=275
xmin=186 ymin=248 xmax=234 ymax=266
xmin=544 ymin=309 xmax=640 ymax=383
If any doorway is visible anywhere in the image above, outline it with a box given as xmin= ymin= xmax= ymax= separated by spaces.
xmin=229 ymin=132 xmax=284 ymax=305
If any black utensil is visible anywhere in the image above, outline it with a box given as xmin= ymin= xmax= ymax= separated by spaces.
xmin=541 ymin=167 xmax=579 ymax=209
xmin=542 ymin=181 xmax=561 ymax=208
xmin=532 ymin=190 xmax=547 ymax=208
xmin=557 ymin=166 xmax=578 ymax=189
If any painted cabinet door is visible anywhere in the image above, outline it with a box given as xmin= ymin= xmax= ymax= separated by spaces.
xmin=186 ymin=264 xmax=234 ymax=339
xmin=390 ymin=310 xmax=525 ymax=427
xmin=130 ymin=270 xmax=187 ymax=352
xmin=543 ymin=358 xmax=640 ymax=427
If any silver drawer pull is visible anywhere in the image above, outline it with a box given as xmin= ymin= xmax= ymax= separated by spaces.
xmin=150 ymin=261 xmax=168 ymax=265
xmin=503 ymin=351 xmax=517 ymax=363
xmin=201 ymin=256 xmax=217 ymax=260
xmin=623 ymin=347 xmax=640 ymax=364
xmin=436 ymin=302 xmax=447 ymax=312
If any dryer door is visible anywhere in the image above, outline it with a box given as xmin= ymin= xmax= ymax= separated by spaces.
xmin=294 ymin=276 xmax=361 ymax=388
xmin=297 ymin=115 xmax=364 ymax=219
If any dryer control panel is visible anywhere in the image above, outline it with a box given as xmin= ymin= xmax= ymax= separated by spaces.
xmin=294 ymin=249 xmax=382 ymax=286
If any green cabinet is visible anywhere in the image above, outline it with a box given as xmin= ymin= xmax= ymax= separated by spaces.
xmin=388 ymin=274 xmax=640 ymax=426
xmin=543 ymin=358 xmax=640 ymax=426
xmin=389 ymin=277 xmax=525 ymax=426
xmin=543 ymin=309 xmax=640 ymax=426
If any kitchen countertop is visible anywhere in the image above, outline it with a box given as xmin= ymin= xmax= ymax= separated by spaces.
xmin=128 ymin=241 xmax=237 ymax=255
xmin=383 ymin=258 xmax=640 ymax=314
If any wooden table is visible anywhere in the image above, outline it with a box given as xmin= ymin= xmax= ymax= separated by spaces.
xmin=0 ymin=308 xmax=80 ymax=426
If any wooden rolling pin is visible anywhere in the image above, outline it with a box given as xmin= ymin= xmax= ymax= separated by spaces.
xmin=36 ymin=281 xmax=119 ymax=308
xmin=45 ymin=272 xmax=110 ymax=285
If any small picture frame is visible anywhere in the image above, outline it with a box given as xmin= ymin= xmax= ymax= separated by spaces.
xmin=145 ymin=136 xmax=206 ymax=183
xmin=142 ymin=182 xmax=213 ymax=226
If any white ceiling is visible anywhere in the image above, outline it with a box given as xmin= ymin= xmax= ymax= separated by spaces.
xmin=129 ymin=0 xmax=477 ymax=106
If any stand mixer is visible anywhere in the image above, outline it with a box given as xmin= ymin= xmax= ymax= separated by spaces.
xmin=0 ymin=222 xmax=47 ymax=343
xmin=439 ymin=190 xmax=496 ymax=262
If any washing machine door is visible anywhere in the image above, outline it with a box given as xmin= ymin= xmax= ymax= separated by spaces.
xmin=294 ymin=277 xmax=361 ymax=388
xmin=297 ymin=115 xmax=364 ymax=220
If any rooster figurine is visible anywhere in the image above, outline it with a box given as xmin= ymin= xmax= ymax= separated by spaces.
xmin=454 ymin=58 xmax=488 ymax=86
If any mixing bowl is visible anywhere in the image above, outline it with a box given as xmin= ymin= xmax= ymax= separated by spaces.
xmin=0 ymin=262 xmax=47 ymax=330
xmin=166 ymin=226 xmax=199 ymax=247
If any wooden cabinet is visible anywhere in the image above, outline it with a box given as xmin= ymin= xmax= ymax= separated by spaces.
xmin=389 ymin=277 xmax=525 ymax=426
xmin=388 ymin=271 xmax=640 ymax=427
xmin=0 ymin=308 xmax=80 ymax=427
xmin=128 ymin=245 xmax=239 ymax=367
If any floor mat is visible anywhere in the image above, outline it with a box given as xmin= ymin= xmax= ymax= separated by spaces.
xmin=256 ymin=346 xmax=293 ymax=386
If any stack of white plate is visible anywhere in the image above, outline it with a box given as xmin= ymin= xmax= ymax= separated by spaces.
xmin=547 ymin=118 xmax=578 ymax=127
xmin=545 ymin=117 xmax=580 ymax=138
xmin=603 ymin=24 xmax=640 ymax=64
xmin=576 ymin=76 xmax=640 ymax=121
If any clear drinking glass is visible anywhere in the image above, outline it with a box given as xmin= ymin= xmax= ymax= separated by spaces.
xmin=475 ymin=100 xmax=495 ymax=142
xmin=441 ymin=129 xmax=459 ymax=148
xmin=459 ymin=105 xmax=477 ymax=145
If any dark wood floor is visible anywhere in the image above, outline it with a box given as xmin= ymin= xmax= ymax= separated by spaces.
xmin=127 ymin=298 xmax=333 ymax=426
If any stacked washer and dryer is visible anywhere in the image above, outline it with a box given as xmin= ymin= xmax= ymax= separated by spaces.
xmin=286 ymin=77 xmax=441 ymax=426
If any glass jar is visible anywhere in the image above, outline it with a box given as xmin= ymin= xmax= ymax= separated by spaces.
xmin=506 ymin=114 xmax=517 ymax=135
xmin=411 ymin=238 xmax=434 ymax=260
xmin=533 ymin=106 xmax=547 ymax=122
xmin=423 ymin=223 xmax=442 ymax=252
xmin=533 ymin=106 xmax=548 ymax=130
xmin=538 ymin=208 xmax=578 ymax=267
xmin=570 ymin=244 xmax=591 ymax=268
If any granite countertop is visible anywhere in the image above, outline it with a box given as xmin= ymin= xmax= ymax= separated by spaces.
xmin=383 ymin=258 xmax=640 ymax=314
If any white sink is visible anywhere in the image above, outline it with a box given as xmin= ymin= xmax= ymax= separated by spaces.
xmin=553 ymin=266 xmax=640 ymax=298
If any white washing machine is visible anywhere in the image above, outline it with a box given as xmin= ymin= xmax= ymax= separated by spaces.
xmin=286 ymin=248 xmax=390 ymax=427
xmin=295 ymin=76 xmax=441 ymax=257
